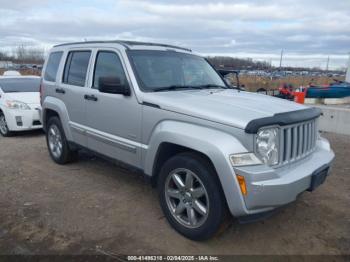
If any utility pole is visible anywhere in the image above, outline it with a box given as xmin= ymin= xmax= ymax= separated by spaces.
xmin=326 ymin=56 xmax=330 ymax=72
xmin=279 ymin=49 xmax=284 ymax=70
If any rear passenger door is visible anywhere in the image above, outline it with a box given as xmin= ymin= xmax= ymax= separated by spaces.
xmin=84 ymin=49 xmax=142 ymax=168
xmin=59 ymin=50 xmax=92 ymax=147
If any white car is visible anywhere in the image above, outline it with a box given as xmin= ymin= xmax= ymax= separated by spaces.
xmin=0 ymin=76 xmax=42 ymax=136
xmin=3 ymin=70 xmax=21 ymax=76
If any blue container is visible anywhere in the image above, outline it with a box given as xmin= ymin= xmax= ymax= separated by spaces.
xmin=306 ymin=82 xmax=350 ymax=98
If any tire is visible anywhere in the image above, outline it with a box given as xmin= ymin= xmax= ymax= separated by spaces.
xmin=0 ymin=112 xmax=12 ymax=137
xmin=158 ymin=152 xmax=227 ymax=240
xmin=46 ymin=116 xmax=78 ymax=164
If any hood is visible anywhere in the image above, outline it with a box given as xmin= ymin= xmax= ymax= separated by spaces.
xmin=4 ymin=92 xmax=40 ymax=105
xmin=143 ymin=89 xmax=308 ymax=130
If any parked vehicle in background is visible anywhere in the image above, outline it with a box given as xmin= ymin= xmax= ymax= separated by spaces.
xmin=0 ymin=76 xmax=42 ymax=136
xmin=2 ymin=70 xmax=21 ymax=76
xmin=41 ymin=40 xmax=334 ymax=240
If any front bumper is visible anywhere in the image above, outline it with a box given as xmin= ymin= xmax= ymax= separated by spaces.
xmin=234 ymin=137 xmax=334 ymax=213
xmin=4 ymin=107 xmax=43 ymax=131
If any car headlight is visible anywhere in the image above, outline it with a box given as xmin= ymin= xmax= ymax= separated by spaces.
xmin=256 ymin=127 xmax=279 ymax=165
xmin=6 ymin=100 xmax=31 ymax=110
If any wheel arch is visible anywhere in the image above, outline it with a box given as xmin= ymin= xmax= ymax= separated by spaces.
xmin=151 ymin=142 xmax=217 ymax=188
xmin=42 ymin=97 xmax=72 ymax=140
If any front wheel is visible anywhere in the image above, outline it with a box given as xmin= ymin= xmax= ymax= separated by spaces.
xmin=158 ymin=152 xmax=227 ymax=240
xmin=0 ymin=112 xmax=12 ymax=137
xmin=46 ymin=116 xmax=78 ymax=164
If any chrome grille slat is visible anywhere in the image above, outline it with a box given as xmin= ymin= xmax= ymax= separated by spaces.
xmin=298 ymin=125 xmax=302 ymax=156
xmin=278 ymin=119 xmax=317 ymax=166
xmin=303 ymin=124 xmax=307 ymax=154
xmin=310 ymin=122 xmax=313 ymax=149
xmin=292 ymin=127 xmax=298 ymax=160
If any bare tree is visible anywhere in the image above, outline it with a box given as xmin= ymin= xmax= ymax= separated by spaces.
xmin=14 ymin=44 xmax=45 ymax=64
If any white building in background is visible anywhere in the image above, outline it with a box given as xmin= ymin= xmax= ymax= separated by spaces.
xmin=0 ymin=61 xmax=13 ymax=69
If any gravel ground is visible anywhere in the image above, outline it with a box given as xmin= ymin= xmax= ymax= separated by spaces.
xmin=0 ymin=131 xmax=349 ymax=255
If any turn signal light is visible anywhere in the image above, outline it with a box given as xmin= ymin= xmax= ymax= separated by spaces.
xmin=236 ymin=175 xmax=247 ymax=196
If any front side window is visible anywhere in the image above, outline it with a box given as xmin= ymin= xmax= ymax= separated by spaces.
xmin=44 ymin=51 xmax=63 ymax=82
xmin=93 ymin=51 xmax=128 ymax=89
xmin=0 ymin=78 xmax=41 ymax=93
xmin=128 ymin=50 xmax=226 ymax=92
xmin=63 ymin=51 xmax=91 ymax=87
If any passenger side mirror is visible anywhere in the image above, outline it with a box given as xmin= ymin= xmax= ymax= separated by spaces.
xmin=98 ymin=77 xmax=130 ymax=96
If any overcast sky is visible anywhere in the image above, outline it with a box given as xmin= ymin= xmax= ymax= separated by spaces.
xmin=0 ymin=0 xmax=349 ymax=69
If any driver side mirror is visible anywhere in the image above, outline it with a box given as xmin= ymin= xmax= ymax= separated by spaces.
xmin=98 ymin=77 xmax=130 ymax=96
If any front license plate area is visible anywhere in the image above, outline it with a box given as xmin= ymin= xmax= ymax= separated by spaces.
xmin=308 ymin=167 xmax=329 ymax=192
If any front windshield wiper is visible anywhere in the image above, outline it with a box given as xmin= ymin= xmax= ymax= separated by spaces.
xmin=152 ymin=84 xmax=228 ymax=92
xmin=193 ymin=84 xmax=228 ymax=89
xmin=152 ymin=85 xmax=202 ymax=92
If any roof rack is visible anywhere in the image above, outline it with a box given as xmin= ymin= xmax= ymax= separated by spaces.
xmin=53 ymin=40 xmax=192 ymax=52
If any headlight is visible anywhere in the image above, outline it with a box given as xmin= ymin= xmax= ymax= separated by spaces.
xmin=230 ymin=153 xmax=262 ymax=166
xmin=6 ymin=100 xmax=31 ymax=110
xmin=256 ymin=127 xmax=279 ymax=165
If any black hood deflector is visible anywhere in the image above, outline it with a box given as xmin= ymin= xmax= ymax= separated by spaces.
xmin=245 ymin=107 xmax=322 ymax=134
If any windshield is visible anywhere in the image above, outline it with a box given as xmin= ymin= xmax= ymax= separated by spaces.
xmin=128 ymin=50 xmax=226 ymax=92
xmin=0 ymin=78 xmax=41 ymax=93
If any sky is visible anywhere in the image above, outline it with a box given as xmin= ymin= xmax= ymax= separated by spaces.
xmin=0 ymin=0 xmax=349 ymax=69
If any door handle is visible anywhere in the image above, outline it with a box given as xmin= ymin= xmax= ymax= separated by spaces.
xmin=55 ymin=88 xmax=65 ymax=94
xmin=84 ymin=94 xmax=98 ymax=101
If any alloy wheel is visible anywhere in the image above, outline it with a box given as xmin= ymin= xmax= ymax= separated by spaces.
xmin=48 ymin=124 xmax=63 ymax=159
xmin=0 ymin=115 xmax=8 ymax=135
xmin=165 ymin=168 xmax=209 ymax=228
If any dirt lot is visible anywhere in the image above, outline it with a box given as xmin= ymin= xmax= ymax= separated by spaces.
xmin=0 ymin=131 xmax=349 ymax=255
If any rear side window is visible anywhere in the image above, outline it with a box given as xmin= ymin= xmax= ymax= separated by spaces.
xmin=63 ymin=51 xmax=91 ymax=87
xmin=44 ymin=51 xmax=63 ymax=82
xmin=93 ymin=51 xmax=128 ymax=89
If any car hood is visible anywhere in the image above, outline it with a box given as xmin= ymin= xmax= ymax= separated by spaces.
xmin=143 ymin=89 xmax=308 ymax=129
xmin=4 ymin=92 xmax=40 ymax=105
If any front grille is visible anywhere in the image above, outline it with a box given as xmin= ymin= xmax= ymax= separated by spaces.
xmin=278 ymin=119 xmax=317 ymax=166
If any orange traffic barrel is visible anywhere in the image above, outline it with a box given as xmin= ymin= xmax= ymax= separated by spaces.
xmin=294 ymin=88 xmax=306 ymax=104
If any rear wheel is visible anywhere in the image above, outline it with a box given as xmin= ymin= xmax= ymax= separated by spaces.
xmin=0 ymin=112 xmax=12 ymax=137
xmin=46 ymin=116 xmax=78 ymax=164
xmin=158 ymin=152 xmax=227 ymax=240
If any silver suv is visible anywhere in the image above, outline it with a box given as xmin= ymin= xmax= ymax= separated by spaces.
xmin=41 ymin=41 xmax=334 ymax=240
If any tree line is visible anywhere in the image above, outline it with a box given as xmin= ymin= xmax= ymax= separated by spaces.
xmin=0 ymin=45 xmax=45 ymax=64
xmin=207 ymin=56 xmax=271 ymax=70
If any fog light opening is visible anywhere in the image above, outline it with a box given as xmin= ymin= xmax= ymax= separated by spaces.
xmin=15 ymin=116 xmax=23 ymax=127
xmin=236 ymin=174 xmax=247 ymax=196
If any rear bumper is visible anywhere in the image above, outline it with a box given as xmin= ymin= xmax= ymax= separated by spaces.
xmin=234 ymin=137 xmax=334 ymax=213
xmin=4 ymin=108 xmax=43 ymax=131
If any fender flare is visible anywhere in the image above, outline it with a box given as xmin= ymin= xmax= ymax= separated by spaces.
xmin=42 ymin=97 xmax=72 ymax=141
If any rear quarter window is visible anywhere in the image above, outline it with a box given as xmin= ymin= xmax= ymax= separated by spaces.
xmin=44 ymin=51 xmax=63 ymax=82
